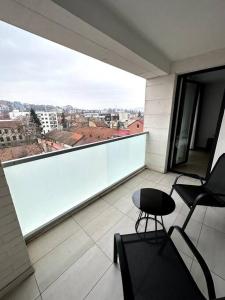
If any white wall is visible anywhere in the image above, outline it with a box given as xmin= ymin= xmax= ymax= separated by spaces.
xmin=0 ymin=163 xmax=33 ymax=298
xmin=144 ymin=75 xmax=176 ymax=172
xmin=196 ymin=82 xmax=225 ymax=148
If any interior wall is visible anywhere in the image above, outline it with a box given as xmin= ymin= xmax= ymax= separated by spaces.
xmin=195 ymin=82 xmax=225 ymax=148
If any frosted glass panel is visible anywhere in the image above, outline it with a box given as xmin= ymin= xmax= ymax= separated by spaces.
xmin=4 ymin=134 xmax=146 ymax=236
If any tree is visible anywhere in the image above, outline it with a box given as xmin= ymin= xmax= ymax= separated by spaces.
xmin=30 ymin=108 xmax=42 ymax=136
xmin=61 ymin=111 xmax=67 ymax=129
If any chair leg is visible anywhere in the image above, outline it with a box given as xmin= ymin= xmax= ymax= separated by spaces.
xmin=170 ymin=186 xmax=174 ymax=196
xmin=113 ymin=235 xmax=117 ymax=264
xmin=182 ymin=206 xmax=196 ymax=230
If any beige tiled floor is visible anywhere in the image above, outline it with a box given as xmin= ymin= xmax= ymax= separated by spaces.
xmin=3 ymin=169 xmax=225 ymax=299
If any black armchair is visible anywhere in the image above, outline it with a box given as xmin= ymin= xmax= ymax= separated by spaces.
xmin=114 ymin=226 xmax=223 ymax=300
xmin=170 ymin=153 xmax=225 ymax=230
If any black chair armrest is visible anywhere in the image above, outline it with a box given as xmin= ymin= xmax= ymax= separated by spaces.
xmin=193 ymin=192 xmax=225 ymax=207
xmin=114 ymin=233 xmax=134 ymax=300
xmin=168 ymin=226 xmax=216 ymax=300
xmin=172 ymin=173 xmax=205 ymax=186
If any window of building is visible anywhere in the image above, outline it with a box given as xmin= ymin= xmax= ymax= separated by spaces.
xmin=5 ymin=129 xmax=8 ymax=134
xmin=137 ymin=124 xmax=140 ymax=128
xmin=19 ymin=135 xmax=23 ymax=140
xmin=0 ymin=130 xmax=2 ymax=134
xmin=13 ymin=136 xmax=16 ymax=140
xmin=6 ymin=137 xmax=10 ymax=141
xmin=0 ymin=137 xmax=4 ymax=142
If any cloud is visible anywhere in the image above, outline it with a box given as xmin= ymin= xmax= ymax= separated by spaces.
xmin=0 ymin=20 xmax=145 ymax=109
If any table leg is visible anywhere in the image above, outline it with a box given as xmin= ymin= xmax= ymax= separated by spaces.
xmin=135 ymin=210 xmax=143 ymax=232
xmin=161 ymin=216 xmax=165 ymax=230
xmin=144 ymin=214 xmax=149 ymax=232
xmin=155 ymin=215 xmax=157 ymax=231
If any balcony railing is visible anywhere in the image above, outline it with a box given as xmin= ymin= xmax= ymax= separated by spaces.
xmin=3 ymin=132 xmax=148 ymax=238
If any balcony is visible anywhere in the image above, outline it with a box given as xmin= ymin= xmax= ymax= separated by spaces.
xmin=2 ymin=133 xmax=225 ymax=300
xmin=2 ymin=168 xmax=225 ymax=299
xmin=3 ymin=133 xmax=147 ymax=238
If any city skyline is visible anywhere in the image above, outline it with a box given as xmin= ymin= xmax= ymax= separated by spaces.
xmin=0 ymin=20 xmax=145 ymax=110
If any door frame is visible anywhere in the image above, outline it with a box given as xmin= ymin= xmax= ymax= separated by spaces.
xmin=172 ymin=79 xmax=200 ymax=166
xmin=167 ymin=65 xmax=225 ymax=179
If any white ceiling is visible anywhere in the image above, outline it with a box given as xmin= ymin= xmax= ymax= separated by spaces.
xmin=100 ymin=0 xmax=225 ymax=61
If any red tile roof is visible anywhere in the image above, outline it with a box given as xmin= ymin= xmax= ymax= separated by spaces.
xmin=0 ymin=144 xmax=43 ymax=162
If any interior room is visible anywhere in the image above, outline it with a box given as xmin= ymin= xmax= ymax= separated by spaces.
xmin=170 ymin=68 xmax=225 ymax=178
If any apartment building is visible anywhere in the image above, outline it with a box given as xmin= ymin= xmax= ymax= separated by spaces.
xmin=0 ymin=120 xmax=26 ymax=147
xmin=9 ymin=109 xmax=30 ymax=120
xmin=36 ymin=111 xmax=58 ymax=134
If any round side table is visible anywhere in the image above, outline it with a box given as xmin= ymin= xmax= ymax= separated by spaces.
xmin=132 ymin=188 xmax=176 ymax=233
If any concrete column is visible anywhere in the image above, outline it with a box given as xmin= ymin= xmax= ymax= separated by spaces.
xmin=144 ymin=74 xmax=177 ymax=173
xmin=0 ymin=163 xmax=33 ymax=298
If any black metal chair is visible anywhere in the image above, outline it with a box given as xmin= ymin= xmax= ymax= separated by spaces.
xmin=114 ymin=226 xmax=224 ymax=300
xmin=170 ymin=153 xmax=225 ymax=230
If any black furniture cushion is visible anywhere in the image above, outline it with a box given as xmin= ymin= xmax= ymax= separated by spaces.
xmin=174 ymin=184 xmax=225 ymax=207
xmin=116 ymin=230 xmax=206 ymax=300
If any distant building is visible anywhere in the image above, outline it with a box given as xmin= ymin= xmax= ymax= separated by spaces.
xmin=84 ymin=112 xmax=100 ymax=118
xmin=0 ymin=120 xmax=26 ymax=148
xmin=128 ymin=119 xmax=144 ymax=134
xmin=36 ymin=112 xmax=58 ymax=134
xmin=118 ymin=112 xmax=130 ymax=122
xmin=9 ymin=109 xmax=30 ymax=120
xmin=45 ymin=130 xmax=83 ymax=147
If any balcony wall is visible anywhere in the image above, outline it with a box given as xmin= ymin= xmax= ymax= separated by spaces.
xmin=3 ymin=133 xmax=147 ymax=237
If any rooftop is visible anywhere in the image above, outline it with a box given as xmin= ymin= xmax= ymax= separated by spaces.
xmin=45 ymin=130 xmax=83 ymax=146
xmin=0 ymin=144 xmax=43 ymax=162
xmin=3 ymin=169 xmax=225 ymax=299
xmin=0 ymin=120 xmax=22 ymax=128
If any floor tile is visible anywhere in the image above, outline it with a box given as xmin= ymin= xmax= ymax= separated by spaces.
xmin=204 ymin=207 xmax=225 ymax=233
xmin=122 ymin=176 xmax=144 ymax=189
xmin=83 ymin=206 xmax=123 ymax=241
xmin=179 ymin=252 xmax=193 ymax=270
xmin=28 ymin=218 xmax=80 ymax=264
xmin=2 ymin=275 xmax=39 ymax=300
xmin=172 ymin=214 xmax=202 ymax=258
xmin=157 ymin=172 xmax=178 ymax=187
xmin=163 ymin=210 xmax=179 ymax=231
xmin=35 ymin=229 xmax=93 ymax=292
xmin=85 ymin=264 xmax=123 ymax=300
xmin=42 ymin=246 xmax=111 ymax=300
xmin=190 ymin=260 xmax=209 ymax=298
xmin=135 ymin=179 xmax=156 ymax=190
xmin=127 ymin=205 xmax=141 ymax=222
xmin=96 ymin=215 xmax=136 ymax=260
xmin=73 ymin=199 xmax=110 ymax=227
xmin=102 ymin=186 xmax=130 ymax=205
xmin=179 ymin=204 xmax=207 ymax=224
xmin=142 ymin=170 xmax=165 ymax=183
xmin=113 ymin=194 xmax=134 ymax=214
xmin=191 ymin=260 xmax=225 ymax=299
xmin=197 ymin=225 xmax=225 ymax=279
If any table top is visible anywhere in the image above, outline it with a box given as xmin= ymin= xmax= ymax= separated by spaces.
xmin=132 ymin=188 xmax=175 ymax=216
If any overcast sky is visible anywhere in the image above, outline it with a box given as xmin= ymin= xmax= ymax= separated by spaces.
xmin=0 ymin=20 xmax=145 ymax=110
